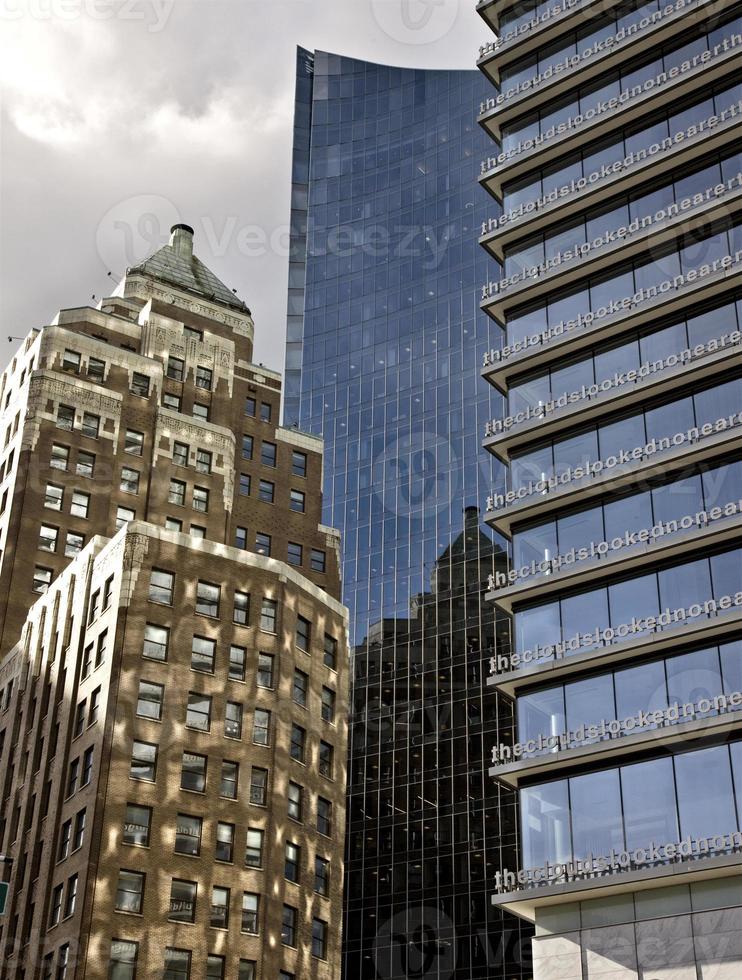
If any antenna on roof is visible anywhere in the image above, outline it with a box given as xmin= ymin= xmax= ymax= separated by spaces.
xmin=7 ymin=336 xmax=22 ymax=343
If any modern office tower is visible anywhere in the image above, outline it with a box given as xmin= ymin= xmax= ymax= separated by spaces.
xmin=477 ymin=0 xmax=742 ymax=974
xmin=285 ymin=49 xmax=531 ymax=978
xmin=0 ymin=225 xmax=349 ymax=979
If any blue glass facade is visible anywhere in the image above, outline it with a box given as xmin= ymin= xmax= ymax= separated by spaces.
xmin=284 ymin=49 xmax=530 ymax=980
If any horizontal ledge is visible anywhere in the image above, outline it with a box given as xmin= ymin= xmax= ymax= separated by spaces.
xmin=491 ymin=852 xmax=742 ymax=922
xmin=489 ymin=510 xmax=742 ymax=614
xmin=483 ymin=337 xmax=742 ymax=464
xmin=490 ymin=705 xmax=742 ymax=789
xmin=487 ymin=606 xmax=742 ymax=698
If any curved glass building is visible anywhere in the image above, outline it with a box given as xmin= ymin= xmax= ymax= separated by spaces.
xmin=284 ymin=49 xmax=531 ymax=979
xmin=478 ymin=0 xmax=742 ymax=975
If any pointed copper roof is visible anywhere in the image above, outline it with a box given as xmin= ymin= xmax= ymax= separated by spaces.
xmin=129 ymin=224 xmax=250 ymax=314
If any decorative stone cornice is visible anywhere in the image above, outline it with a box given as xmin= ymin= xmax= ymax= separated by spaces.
xmin=23 ymin=371 xmax=123 ymax=451
xmin=123 ymin=273 xmax=254 ymax=336
xmin=141 ymin=312 xmax=236 ymax=397
xmin=154 ymin=408 xmax=236 ymax=510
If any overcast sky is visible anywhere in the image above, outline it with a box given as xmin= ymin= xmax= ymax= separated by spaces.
xmin=0 ymin=0 xmax=484 ymax=373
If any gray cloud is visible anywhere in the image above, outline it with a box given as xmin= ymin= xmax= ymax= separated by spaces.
xmin=0 ymin=0 xmax=484 ymax=371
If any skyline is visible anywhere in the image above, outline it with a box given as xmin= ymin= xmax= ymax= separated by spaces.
xmin=0 ymin=0 xmax=486 ymax=375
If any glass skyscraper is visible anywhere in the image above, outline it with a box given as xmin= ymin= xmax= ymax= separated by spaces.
xmin=284 ymin=49 xmax=530 ymax=979
xmin=477 ymin=0 xmax=742 ymax=975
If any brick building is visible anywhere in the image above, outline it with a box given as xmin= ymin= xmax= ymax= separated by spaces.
xmin=0 ymin=224 xmax=348 ymax=979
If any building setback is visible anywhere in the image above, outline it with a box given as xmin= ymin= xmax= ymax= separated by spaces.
xmin=284 ymin=49 xmax=531 ymax=978
xmin=477 ymin=0 xmax=742 ymax=975
xmin=0 ymin=225 xmax=349 ymax=979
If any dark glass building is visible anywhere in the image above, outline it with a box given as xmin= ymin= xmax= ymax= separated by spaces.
xmin=477 ymin=0 xmax=742 ymax=975
xmin=284 ymin=49 xmax=531 ymax=979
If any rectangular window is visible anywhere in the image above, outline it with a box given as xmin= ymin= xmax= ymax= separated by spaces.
xmin=252 ymin=708 xmax=271 ymax=746
xmin=190 ymin=524 xmax=205 ymax=539
xmin=125 ymin=430 xmax=144 ymax=455
xmin=256 ymin=653 xmax=274 ymax=689
xmin=216 ymin=821 xmax=234 ymax=863
xmin=44 ymin=483 xmax=63 ymax=511
xmin=136 ymin=680 xmax=164 ymax=721
xmin=38 ymin=524 xmax=58 ymax=552
xmin=233 ymin=591 xmax=249 ymax=625
xmin=293 ymin=669 xmax=308 ymax=707
xmin=149 ymin=569 xmax=174 ymax=605
xmin=131 ymin=373 xmax=150 ymax=397
xmin=165 ymin=516 xmax=182 ymax=532
xmin=319 ymin=741 xmax=334 ymax=779
xmin=245 ymin=828 xmax=264 ymax=868
xmin=175 ymin=814 xmax=202 ymax=856
xmin=167 ymin=356 xmax=185 ymax=381
xmin=75 ymin=749 xmax=89 ymax=787
xmin=173 ymin=442 xmax=189 ymax=466
xmin=255 ymin=532 xmax=271 ymax=556
xmin=81 ymin=644 xmax=93 ymax=678
xmin=191 ymin=635 xmax=215 ymax=673
xmin=196 ymin=581 xmax=220 ymax=617
xmin=321 ymin=686 xmax=336 ymax=723
xmin=195 ymin=366 xmax=212 ymax=390
xmin=50 ymin=883 xmax=63 ymax=926
xmin=220 ymin=760 xmax=239 ymax=799
xmin=258 ymin=479 xmax=274 ymax=503
xmin=244 ymin=397 xmax=256 ymax=417
xmin=88 ymin=686 xmax=101 ymax=723
xmin=315 ymin=856 xmax=330 ymax=896
xmin=234 ymin=526 xmax=247 ymax=550
xmin=296 ymin=615 xmax=311 ymax=652
xmin=290 ymin=724 xmax=306 ymax=764
xmin=311 ymin=549 xmax=327 ymax=574
xmin=109 ymin=939 xmax=137 ymax=980
xmin=260 ymin=598 xmax=277 ymax=633
xmin=186 ymin=693 xmax=212 ymax=732
xmin=65 ymin=531 xmax=84 ymax=557
xmin=239 ymin=473 xmax=251 ymax=496
xmin=116 ymin=506 xmax=135 ymax=529
xmin=115 ymin=869 xmax=144 ymax=914
xmin=76 ymin=450 xmax=95 ymax=477
xmin=120 ymin=467 xmax=140 ymax=494
xmin=50 ymin=444 xmax=69 ymax=470
xmin=130 ymin=741 xmax=157 ymax=782
xmin=225 ymin=701 xmax=243 ymax=740
xmin=260 ymin=441 xmax=277 ymax=467
xmin=290 ymin=489 xmax=305 ymax=513
xmin=183 ymin=325 xmax=202 ymax=342
xmin=33 ymin=566 xmax=52 ymax=594
xmin=95 ymin=629 xmax=106 ymax=666
xmin=169 ymin=879 xmax=197 ymax=923
xmin=242 ymin=435 xmax=253 ymax=460
xmin=62 ymin=349 xmax=80 ymax=373
xmin=195 ymin=449 xmax=212 ymax=474
xmin=81 ymin=412 xmax=100 ymax=438
xmin=260 ymin=401 xmax=272 ymax=422
xmin=163 ymin=392 xmax=181 ymax=412
xmin=123 ymin=803 xmax=151 ymax=846
xmin=143 ymin=623 xmax=169 ymax=661
xmin=168 ymin=479 xmax=186 ymax=506
xmin=239 ymin=962 xmax=256 ymax=980
xmin=87 ymin=357 xmax=105 ymax=381
xmin=206 ymin=956 xmax=225 ymax=980
xmin=163 ymin=948 xmax=190 ymax=980
xmin=292 ymin=451 xmax=307 ymax=478
xmin=282 ymin=904 xmax=297 ymax=947
xmin=89 ymin=590 xmax=100 ymax=624
xmin=57 ymin=946 xmax=70 ymax=979
xmin=103 ymin=575 xmax=114 ymax=609
xmin=192 ymin=403 xmax=209 ymax=421
xmin=284 ymin=841 xmax=300 ymax=883
xmin=192 ymin=486 xmax=208 ymax=512
xmin=287 ymin=781 xmax=303 ymax=822
xmin=58 ymin=820 xmax=71 ymax=861
xmin=229 ymin=644 xmax=246 ymax=681
xmin=57 ymin=405 xmax=74 ymax=431
xmin=210 ymin=885 xmax=229 ymax=930
xmin=70 ymin=491 xmax=90 ymax=519
xmin=323 ymin=634 xmax=337 ymax=670
xmin=287 ymin=542 xmax=302 ymax=566
xmin=312 ymin=918 xmax=328 ymax=959
xmin=317 ymin=797 xmax=332 ymax=837
xmin=73 ymin=808 xmax=86 ymax=850
xmin=249 ymin=766 xmax=267 ymax=806
xmin=181 ymin=752 xmax=207 ymax=793
xmin=241 ymin=892 xmax=259 ymax=934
